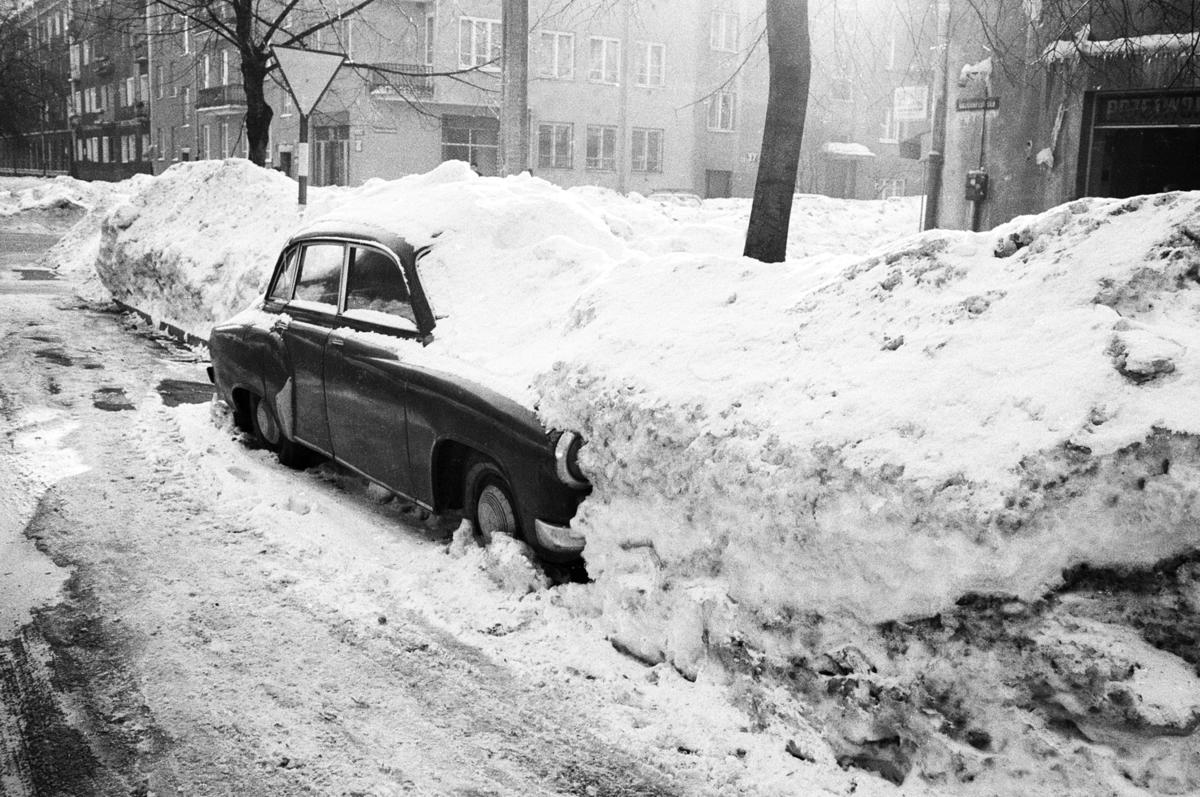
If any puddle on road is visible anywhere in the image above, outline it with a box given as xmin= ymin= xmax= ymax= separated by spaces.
xmin=34 ymin=347 xmax=74 ymax=366
xmin=34 ymin=347 xmax=103 ymax=370
xmin=16 ymin=268 xmax=58 ymax=281
xmin=156 ymin=378 xmax=213 ymax=407
xmin=92 ymin=387 xmax=134 ymax=412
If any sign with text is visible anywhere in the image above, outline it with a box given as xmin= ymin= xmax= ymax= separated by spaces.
xmin=271 ymin=45 xmax=344 ymax=116
xmin=894 ymin=86 xmax=929 ymax=121
xmin=956 ymin=97 xmax=999 ymax=112
xmin=1095 ymin=90 xmax=1200 ymax=127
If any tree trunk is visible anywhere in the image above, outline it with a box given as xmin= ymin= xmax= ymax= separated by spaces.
xmin=241 ymin=52 xmax=272 ymax=167
xmin=499 ymin=0 xmax=529 ymax=175
xmin=743 ymin=0 xmax=811 ymax=263
xmin=234 ymin=0 xmax=271 ymax=167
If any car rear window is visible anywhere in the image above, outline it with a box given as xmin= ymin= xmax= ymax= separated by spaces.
xmin=344 ymin=246 xmax=416 ymax=327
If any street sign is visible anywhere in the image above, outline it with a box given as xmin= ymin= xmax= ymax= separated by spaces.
xmin=271 ymin=45 xmax=345 ymax=116
xmin=270 ymin=45 xmax=345 ymax=206
xmin=956 ymin=97 xmax=999 ymax=112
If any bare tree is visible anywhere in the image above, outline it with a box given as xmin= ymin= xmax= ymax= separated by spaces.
xmin=744 ymin=0 xmax=811 ymax=263
xmin=0 ymin=17 xmax=68 ymax=141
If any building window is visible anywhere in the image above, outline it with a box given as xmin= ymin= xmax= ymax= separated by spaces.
xmin=182 ymin=24 xmax=189 ymax=54
xmin=537 ymin=122 xmax=573 ymax=169
xmin=878 ymin=177 xmax=906 ymax=199
xmin=140 ymin=74 xmax=150 ymax=104
xmin=631 ymin=128 xmax=663 ymax=172
xmin=708 ymin=90 xmax=736 ymax=131
xmin=202 ymin=53 xmax=211 ymax=88
xmin=459 ymin=17 xmax=501 ymax=69
xmin=221 ymin=49 xmax=230 ymax=85
xmin=156 ymin=65 xmax=164 ymax=98
xmin=441 ymin=115 xmax=499 ymax=174
xmin=281 ymin=92 xmax=293 ymax=115
xmin=101 ymin=136 xmax=111 ymax=163
xmin=710 ymin=11 xmax=738 ymax=51
xmin=538 ymin=31 xmax=573 ymax=79
xmin=424 ymin=14 xmax=435 ymax=66
xmin=220 ymin=121 xmax=229 ymax=158
xmin=634 ymin=42 xmax=665 ymax=87
xmin=202 ymin=124 xmax=211 ymax=159
xmin=125 ymin=76 xmax=136 ymax=104
xmin=157 ymin=127 xmax=164 ymax=160
xmin=586 ymin=125 xmax=616 ymax=170
xmin=589 ymin=37 xmax=620 ymax=84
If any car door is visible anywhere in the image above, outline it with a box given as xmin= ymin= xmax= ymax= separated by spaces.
xmin=323 ymin=244 xmax=422 ymax=497
xmin=278 ymin=240 xmax=345 ymax=455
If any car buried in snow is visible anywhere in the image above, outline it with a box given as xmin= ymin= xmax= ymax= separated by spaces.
xmin=206 ymin=221 xmax=591 ymax=562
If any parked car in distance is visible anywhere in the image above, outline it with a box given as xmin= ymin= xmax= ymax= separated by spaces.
xmin=207 ymin=221 xmax=591 ymax=562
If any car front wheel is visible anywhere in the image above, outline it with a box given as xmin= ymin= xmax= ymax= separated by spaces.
xmin=465 ymin=460 xmax=520 ymax=545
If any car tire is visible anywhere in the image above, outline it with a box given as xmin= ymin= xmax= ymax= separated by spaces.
xmin=250 ymin=393 xmax=312 ymax=470
xmin=465 ymin=460 xmax=521 ymax=545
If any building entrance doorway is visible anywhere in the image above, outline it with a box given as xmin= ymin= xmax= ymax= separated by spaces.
xmin=313 ymin=125 xmax=349 ymax=186
xmin=1082 ymin=90 xmax=1200 ymax=197
xmin=705 ymin=169 xmax=732 ymax=198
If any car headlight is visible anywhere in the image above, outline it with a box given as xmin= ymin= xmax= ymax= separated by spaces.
xmin=554 ymin=431 xmax=589 ymax=489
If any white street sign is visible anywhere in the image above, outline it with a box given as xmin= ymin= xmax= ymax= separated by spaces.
xmin=271 ymin=45 xmax=345 ymax=116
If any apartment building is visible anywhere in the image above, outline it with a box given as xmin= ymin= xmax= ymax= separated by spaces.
xmin=141 ymin=0 xmax=773 ymax=197
xmin=3 ymin=0 xmax=933 ymax=200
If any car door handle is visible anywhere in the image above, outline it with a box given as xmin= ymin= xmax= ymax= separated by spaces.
xmin=329 ymin=336 xmax=344 ymax=347
xmin=272 ymin=318 xmax=290 ymax=333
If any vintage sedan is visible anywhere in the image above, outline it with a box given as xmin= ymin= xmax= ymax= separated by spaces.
xmin=207 ymin=221 xmax=591 ymax=562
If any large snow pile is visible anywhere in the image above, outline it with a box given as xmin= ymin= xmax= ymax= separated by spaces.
xmin=91 ymin=164 xmax=1200 ymax=636
xmin=0 ymin=175 xmax=106 ymax=216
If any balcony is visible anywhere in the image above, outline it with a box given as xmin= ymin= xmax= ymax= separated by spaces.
xmin=197 ymin=84 xmax=247 ymax=114
xmin=117 ymin=101 xmax=148 ymax=123
xmin=369 ymin=63 xmax=433 ymax=98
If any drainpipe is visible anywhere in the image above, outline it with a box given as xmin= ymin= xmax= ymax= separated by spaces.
xmin=922 ymin=0 xmax=951 ymax=230
xmin=617 ymin=0 xmax=631 ymax=193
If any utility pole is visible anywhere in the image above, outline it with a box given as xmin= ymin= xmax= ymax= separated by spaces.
xmin=499 ymin=0 xmax=529 ymax=175
xmin=922 ymin=0 xmax=951 ymax=231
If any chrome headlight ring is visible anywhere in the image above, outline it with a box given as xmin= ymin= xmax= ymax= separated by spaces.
xmin=554 ymin=431 xmax=590 ymax=489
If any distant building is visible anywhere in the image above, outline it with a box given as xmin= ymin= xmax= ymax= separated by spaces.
xmin=2 ymin=0 xmax=933 ymax=200
xmin=801 ymin=0 xmax=936 ymax=200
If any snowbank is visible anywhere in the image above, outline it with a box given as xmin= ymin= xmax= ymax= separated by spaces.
xmin=84 ymin=161 xmax=1200 ymax=669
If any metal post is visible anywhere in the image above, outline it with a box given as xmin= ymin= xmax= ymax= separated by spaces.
xmin=922 ymin=0 xmax=951 ymax=231
xmin=297 ymin=113 xmax=309 ymax=206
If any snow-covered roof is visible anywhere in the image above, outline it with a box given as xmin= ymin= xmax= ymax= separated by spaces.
xmin=1044 ymin=30 xmax=1200 ymax=62
xmin=821 ymin=141 xmax=876 ymax=159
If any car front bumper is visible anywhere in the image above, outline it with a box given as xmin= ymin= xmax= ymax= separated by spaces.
xmin=533 ymin=519 xmax=586 ymax=557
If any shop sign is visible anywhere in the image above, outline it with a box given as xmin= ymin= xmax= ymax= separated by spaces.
xmin=1095 ymin=90 xmax=1200 ymax=127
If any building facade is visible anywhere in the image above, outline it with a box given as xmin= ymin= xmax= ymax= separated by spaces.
xmin=3 ymin=0 xmax=934 ymax=201
xmin=932 ymin=0 xmax=1200 ymax=230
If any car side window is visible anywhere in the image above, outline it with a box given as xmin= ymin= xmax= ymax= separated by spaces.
xmin=268 ymin=247 xmax=300 ymax=301
xmin=343 ymin=246 xmax=417 ymax=327
xmin=293 ymin=243 xmax=345 ymax=307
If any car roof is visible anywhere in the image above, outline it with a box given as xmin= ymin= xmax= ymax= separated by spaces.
xmin=288 ymin=220 xmax=413 ymax=256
